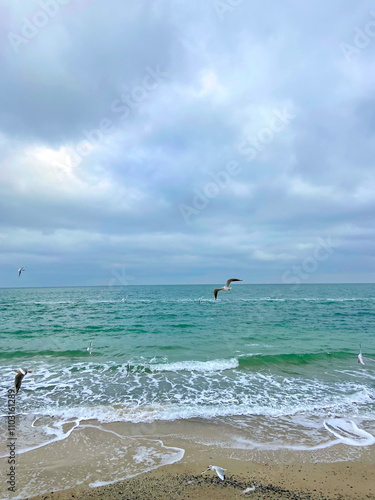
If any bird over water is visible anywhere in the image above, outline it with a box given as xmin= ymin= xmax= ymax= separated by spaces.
xmin=14 ymin=368 xmax=32 ymax=394
xmin=358 ymin=344 xmax=375 ymax=365
xmin=213 ymin=278 xmax=242 ymax=300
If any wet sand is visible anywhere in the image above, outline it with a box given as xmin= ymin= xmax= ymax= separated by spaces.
xmin=2 ymin=418 xmax=374 ymax=500
xmin=27 ymin=457 xmax=375 ymax=500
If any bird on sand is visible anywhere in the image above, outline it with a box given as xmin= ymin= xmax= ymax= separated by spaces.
xmin=358 ymin=344 xmax=375 ymax=365
xmin=14 ymin=368 xmax=32 ymax=394
xmin=213 ymin=278 xmax=242 ymax=300
xmin=18 ymin=267 xmax=25 ymax=277
xmin=201 ymin=465 xmax=226 ymax=481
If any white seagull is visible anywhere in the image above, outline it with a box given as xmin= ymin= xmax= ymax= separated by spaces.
xmin=201 ymin=465 xmax=226 ymax=481
xmin=18 ymin=267 xmax=25 ymax=277
xmin=358 ymin=344 xmax=375 ymax=365
xmin=213 ymin=278 xmax=242 ymax=300
xmin=87 ymin=342 xmax=93 ymax=355
xmin=14 ymin=368 xmax=32 ymax=394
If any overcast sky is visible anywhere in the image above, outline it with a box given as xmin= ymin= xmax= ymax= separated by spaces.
xmin=1 ymin=0 xmax=375 ymax=287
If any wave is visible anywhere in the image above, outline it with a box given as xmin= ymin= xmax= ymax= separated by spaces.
xmin=149 ymin=358 xmax=239 ymax=372
xmin=2 ymin=382 xmax=372 ymax=427
xmin=237 ymin=350 xmax=355 ymax=368
xmin=0 ymin=349 xmax=362 ymax=369
xmin=0 ymin=349 xmax=94 ymax=359
xmin=169 ymin=323 xmax=196 ymax=328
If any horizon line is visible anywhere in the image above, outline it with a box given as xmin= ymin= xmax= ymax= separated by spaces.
xmin=0 ymin=282 xmax=375 ymax=290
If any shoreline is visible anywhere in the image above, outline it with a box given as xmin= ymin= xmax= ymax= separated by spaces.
xmin=1 ymin=418 xmax=374 ymax=500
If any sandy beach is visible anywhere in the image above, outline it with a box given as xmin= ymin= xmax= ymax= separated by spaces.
xmin=1 ymin=418 xmax=373 ymax=500
xmin=26 ymin=451 xmax=375 ymax=500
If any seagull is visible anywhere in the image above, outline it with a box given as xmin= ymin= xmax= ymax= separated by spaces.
xmin=18 ymin=267 xmax=25 ymax=277
xmin=201 ymin=465 xmax=226 ymax=481
xmin=14 ymin=368 xmax=32 ymax=394
xmin=358 ymin=344 xmax=375 ymax=365
xmin=198 ymin=297 xmax=203 ymax=304
xmin=213 ymin=278 xmax=242 ymax=300
xmin=87 ymin=342 xmax=93 ymax=355
xmin=125 ymin=362 xmax=130 ymax=377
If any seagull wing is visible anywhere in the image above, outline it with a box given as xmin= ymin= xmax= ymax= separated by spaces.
xmin=14 ymin=370 xmax=25 ymax=394
xmin=358 ymin=344 xmax=375 ymax=364
xmin=213 ymin=288 xmax=224 ymax=300
xmin=225 ymin=278 xmax=242 ymax=288
xmin=212 ymin=465 xmax=226 ymax=481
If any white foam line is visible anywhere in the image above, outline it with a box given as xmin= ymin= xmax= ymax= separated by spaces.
xmin=78 ymin=423 xmax=131 ymax=440
xmin=0 ymin=418 xmax=81 ymax=458
xmin=88 ymin=438 xmax=185 ymax=489
xmin=323 ymin=419 xmax=375 ymax=447
xmin=150 ymin=358 xmax=239 ymax=373
xmin=232 ymin=435 xmax=342 ymax=452
xmin=67 ymin=423 xmax=186 ymax=458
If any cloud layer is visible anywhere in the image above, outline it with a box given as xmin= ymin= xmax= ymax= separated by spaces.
xmin=1 ymin=0 xmax=375 ymax=287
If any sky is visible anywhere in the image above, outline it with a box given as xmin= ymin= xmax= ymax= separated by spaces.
xmin=1 ymin=0 xmax=375 ymax=287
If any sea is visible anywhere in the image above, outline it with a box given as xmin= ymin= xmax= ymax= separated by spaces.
xmin=1 ymin=283 xmax=375 ymax=496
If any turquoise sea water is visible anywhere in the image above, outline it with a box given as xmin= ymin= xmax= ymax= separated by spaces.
xmin=1 ymin=283 xmax=375 ymax=459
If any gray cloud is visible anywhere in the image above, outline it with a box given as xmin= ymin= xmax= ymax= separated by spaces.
xmin=1 ymin=0 xmax=375 ymax=287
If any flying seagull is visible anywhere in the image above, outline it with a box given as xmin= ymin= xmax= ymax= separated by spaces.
xmin=201 ymin=465 xmax=226 ymax=481
xmin=358 ymin=344 xmax=375 ymax=365
xmin=18 ymin=267 xmax=25 ymax=277
xmin=14 ymin=368 xmax=32 ymax=394
xmin=87 ymin=342 xmax=93 ymax=355
xmin=213 ymin=278 xmax=242 ymax=300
